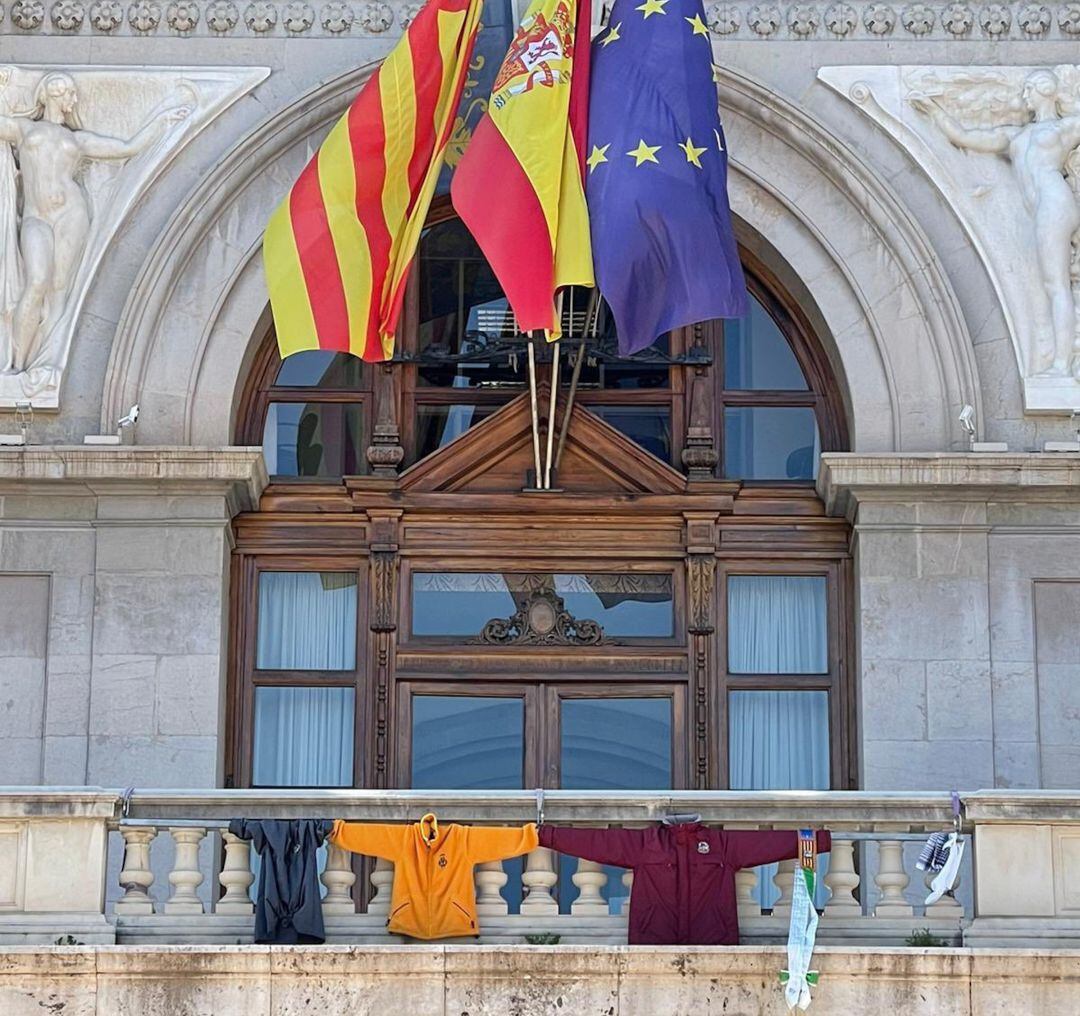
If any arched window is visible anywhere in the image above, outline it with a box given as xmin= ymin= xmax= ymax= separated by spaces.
xmin=239 ymin=210 xmax=846 ymax=481
xmin=230 ymin=215 xmax=854 ymax=812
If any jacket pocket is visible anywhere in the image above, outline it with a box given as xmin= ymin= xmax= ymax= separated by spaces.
xmin=387 ymin=900 xmax=411 ymax=927
xmin=451 ymin=900 xmax=476 ymax=932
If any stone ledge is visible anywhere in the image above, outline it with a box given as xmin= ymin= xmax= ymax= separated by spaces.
xmin=819 ymin=452 xmax=1080 ymax=517
xmin=0 ymin=447 xmax=267 ymax=511
xmin=2 ymin=945 xmax=1079 ymax=1015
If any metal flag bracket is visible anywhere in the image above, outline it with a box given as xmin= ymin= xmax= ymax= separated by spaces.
xmin=535 ymin=787 xmax=545 ymax=827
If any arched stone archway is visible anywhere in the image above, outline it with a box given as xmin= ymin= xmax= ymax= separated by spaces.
xmin=102 ymin=63 xmax=981 ymax=450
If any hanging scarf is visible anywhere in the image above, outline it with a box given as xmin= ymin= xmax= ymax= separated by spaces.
xmin=780 ymin=829 xmax=820 ymax=1010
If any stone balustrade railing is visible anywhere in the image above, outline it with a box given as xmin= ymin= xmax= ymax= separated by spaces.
xmin=1 ymin=788 xmax=1078 ymax=948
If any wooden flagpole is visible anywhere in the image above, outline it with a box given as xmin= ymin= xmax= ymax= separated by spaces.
xmin=526 ymin=335 xmax=543 ymax=488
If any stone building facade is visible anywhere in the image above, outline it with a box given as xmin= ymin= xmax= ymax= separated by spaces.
xmin=2 ymin=0 xmax=1080 ymax=813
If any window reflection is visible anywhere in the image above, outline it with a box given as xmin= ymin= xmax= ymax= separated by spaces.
xmin=411 ymin=695 xmax=524 ymax=789
xmin=724 ymin=300 xmax=808 ymax=391
xmin=588 ymin=405 xmax=672 ymax=463
xmin=723 ymin=406 xmax=819 ymax=480
xmin=415 ymin=404 xmax=501 ymax=460
xmin=274 ymin=350 xmax=363 ymax=388
xmin=262 ymin=402 xmax=363 ymax=477
xmin=411 ymin=572 xmax=674 ymax=637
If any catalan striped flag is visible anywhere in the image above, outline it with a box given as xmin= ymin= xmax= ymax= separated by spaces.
xmin=450 ymin=0 xmax=593 ymax=336
xmin=265 ymin=0 xmax=483 ymax=362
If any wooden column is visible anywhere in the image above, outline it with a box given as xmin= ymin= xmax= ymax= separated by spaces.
xmin=367 ymin=510 xmax=402 ymax=788
xmin=685 ymin=512 xmax=719 ymax=789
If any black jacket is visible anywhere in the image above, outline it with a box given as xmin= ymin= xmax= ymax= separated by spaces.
xmin=228 ymin=818 xmax=335 ymax=944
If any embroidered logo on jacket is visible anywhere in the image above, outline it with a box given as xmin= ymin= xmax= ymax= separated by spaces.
xmin=697 ymin=841 xmax=710 ymax=854
xmin=438 ymin=854 xmax=448 ymax=868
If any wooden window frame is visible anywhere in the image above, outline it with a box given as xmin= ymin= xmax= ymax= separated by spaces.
xmin=713 ymin=559 xmax=848 ymax=790
xmin=230 ymin=555 xmax=371 ymax=789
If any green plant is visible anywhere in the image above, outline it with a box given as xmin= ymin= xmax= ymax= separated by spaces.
xmin=54 ymin=935 xmax=82 ymax=946
xmin=524 ymin=933 xmax=561 ymax=945
xmin=904 ymin=928 xmax=945 ymax=947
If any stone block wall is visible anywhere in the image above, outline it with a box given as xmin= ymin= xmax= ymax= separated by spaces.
xmin=0 ymin=449 xmax=264 ymax=793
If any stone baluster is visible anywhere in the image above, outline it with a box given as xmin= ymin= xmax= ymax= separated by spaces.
xmin=165 ymin=827 xmax=206 ymax=915
xmin=216 ymin=832 xmax=254 ymax=915
xmin=735 ymin=867 xmax=760 ymax=919
xmin=321 ymin=843 xmax=356 ymax=916
xmin=115 ymin=827 xmax=156 ymax=915
xmin=368 ymin=858 xmax=394 ymax=915
xmin=475 ymin=861 xmax=509 ymax=917
xmin=570 ymin=859 xmax=608 ymax=915
xmin=621 ymin=870 xmax=633 ymax=918
xmin=822 ymin=837 xmax=862 ymax=918
xmin=771 ymin=859 xmax=796 ymax=919
xmin=873 ymin=835 xmax=913 ymax=917
xmin=520 ymin=847 xmax=559 ymax=915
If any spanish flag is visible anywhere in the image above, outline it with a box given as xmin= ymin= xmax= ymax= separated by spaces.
xmin=450 ymin=0 xmax=594 ymax=336
xmin=265 ymin=0 xmax=483 ymax=362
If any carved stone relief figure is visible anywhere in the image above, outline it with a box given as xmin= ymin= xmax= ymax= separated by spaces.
xmin=819 ymin=64 xmax=1080 ymax=411
xmin=910 ymin=70 xmax=1080 ymax=378
xmin=0 ymin=71 xmax=190 ymax=382
xmin=0 ymin=64 xmax=268 ymax=408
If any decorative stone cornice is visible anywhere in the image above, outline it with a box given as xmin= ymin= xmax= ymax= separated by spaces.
xmin=818 ymin=452 xmax=1080 ymax=516
xmin=0 ymin=446 xmax=267 ymax=511
xmin=1 ymin=0 xmax=1078 ymax=35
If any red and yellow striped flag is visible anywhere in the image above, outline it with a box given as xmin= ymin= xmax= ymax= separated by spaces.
xmin=450 ymin=0 xmax=593 ymax=337
xmin=265 ymin=0 xmax=483 ymax=362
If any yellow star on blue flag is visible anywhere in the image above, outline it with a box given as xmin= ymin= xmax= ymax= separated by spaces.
xmin=586 ymin=0 xmax=748 ymax=354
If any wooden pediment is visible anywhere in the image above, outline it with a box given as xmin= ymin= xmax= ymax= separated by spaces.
xmin=398 ymin=387 xmax=687 ymax=495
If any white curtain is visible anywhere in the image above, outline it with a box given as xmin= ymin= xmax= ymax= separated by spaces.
xmin=253 ymin=686 xmax=354 ymax=787
xmin=256 ymin=571 xmax=357 ymax=670
xmin=727 ymin=575 xmax=827 ymax=674
xmin=729 ymin=691 xmax=830 ymax=792
xmin=729 ymin=690 xmax=831 ymax=908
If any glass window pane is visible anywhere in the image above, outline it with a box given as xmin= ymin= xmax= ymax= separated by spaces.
xmin=559 ymin=696 xmax=672 ymax=915
xmin=274 ymin=350 xmax=363 ymax=388
xmin=553 ymin=574 xmax=673 ymax=637
xmin=257 ymin=571 xmax=357 ymax=670
xmin=723 ymin=406 xmax=819 ymax=480
xmin=253 ymin=686 xmax=354 ymax=787
xmin=728 ymin=689 xmax=830 ymax=908
xmin=263 ymin=402 xmax=363 ymax=477
xmin=727 ymin=575 xmax=827 ymax=674
xmin=417 ymin=219 xmax=521 ymax=388
xmin=411 ymin=572 xmax=674 ymax=638
xmin=415 ymin=404 xmax=502 ymax=459
xmin=589 ymin=405 xmax=672 ymax=464
xmin=411 ymin=695 xmax=524 ymax=789
xmin=723 ymin=298 xmax=808 ymax=390
xmin=561 ymin=698 xmax=672 ymax=790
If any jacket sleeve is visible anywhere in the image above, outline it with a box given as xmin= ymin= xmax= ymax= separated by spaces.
xmin=228 ymin=818 xmax=265 ymax=853
xmin=724 ymin=829 xmax=832 ymax=871
xmin=538 ymin=825 xmax=645 ymax=869
xmin=329 ymin=820 xmax=407 ymax=861
xmin=468 ymin=823 xmax=539 ymax=864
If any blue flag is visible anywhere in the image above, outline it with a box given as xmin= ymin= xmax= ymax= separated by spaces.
xmin=586 ymin=0 xmax=748 ymax=354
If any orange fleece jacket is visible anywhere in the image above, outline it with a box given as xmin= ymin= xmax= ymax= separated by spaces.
xmin=330 ymin=813 xmax=538 ymax=940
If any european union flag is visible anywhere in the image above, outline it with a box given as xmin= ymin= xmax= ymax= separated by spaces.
xmin=586 ymin=0 xmax=748 ymax=354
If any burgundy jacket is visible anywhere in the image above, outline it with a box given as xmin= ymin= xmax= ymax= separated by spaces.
xmin=539 ymin=823 xmax=830 ymax=945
